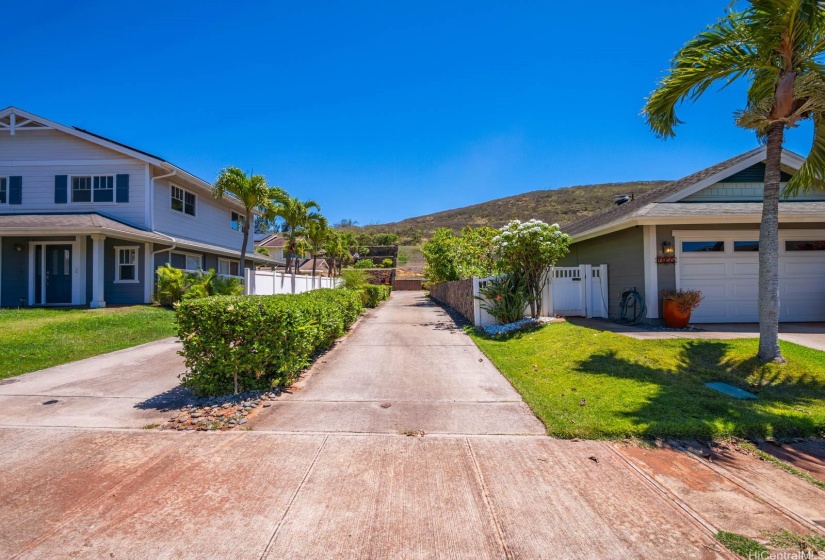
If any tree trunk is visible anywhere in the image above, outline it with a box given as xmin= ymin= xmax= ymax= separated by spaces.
xmin=311 ymin=252 xmax=318 ymax=289
xmin=757 ymin=121 xmax=786 ymax=363
xmin=239 ymin=211 xmax=251 ymax=280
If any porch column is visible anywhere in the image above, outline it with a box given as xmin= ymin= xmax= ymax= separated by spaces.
xmin=143 ymin=243 xmax=153 ymax=304
xmin=90 ymin=234 xmax=106 ymax=308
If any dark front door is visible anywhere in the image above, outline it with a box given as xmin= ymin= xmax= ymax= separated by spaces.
xmin=45 ymin=245 xmax=72 ymax=304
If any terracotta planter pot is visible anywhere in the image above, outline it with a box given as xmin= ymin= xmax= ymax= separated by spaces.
xmin=662 ymin=300 xmax=691 ymax=328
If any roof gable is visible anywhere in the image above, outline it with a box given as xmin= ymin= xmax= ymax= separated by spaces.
xmin=564 ymin=147 xmax=806 ymax=238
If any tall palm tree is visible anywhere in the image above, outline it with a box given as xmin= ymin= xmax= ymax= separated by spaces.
xmin=267 ymin=193 xmax=322 ymax=277
xmin=643 ymin=0 xmax=825 ymax=362
xmin=306 ymin=216 xmax=330 ymax=286
xmin=214 ymin=167 xmax=282 ymax=274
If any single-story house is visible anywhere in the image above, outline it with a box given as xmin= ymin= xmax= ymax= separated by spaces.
xmin=0 ymin=106 xmax=277 ymax=307
xmin=559 ymin=146 xmax=825 ymax=323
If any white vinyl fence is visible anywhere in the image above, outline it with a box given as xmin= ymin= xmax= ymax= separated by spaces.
xmin=472 ymin=265 xmax=608 ymax=327
xmin=244 ymin=270 xmax=341 ymax=295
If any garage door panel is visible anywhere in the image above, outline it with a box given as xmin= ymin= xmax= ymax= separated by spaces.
xmin=677 ymin=233 xmax=825 ymax=322
xmin=732 ymin=262 xmax=758 ymax=275
xmin=681 ymin=262 xmax=727 ymax=277
xmin=782 ymin=260 xmax=825 ymax=275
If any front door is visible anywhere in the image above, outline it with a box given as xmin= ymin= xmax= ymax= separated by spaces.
xmin=45 ymin=245 xmax=72 ymax=304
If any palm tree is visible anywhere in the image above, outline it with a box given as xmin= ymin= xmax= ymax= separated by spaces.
xmin=306 ymin=216 xmax=330 ymax=287
xmin=214 ymin=167 xmax=282 ymax=274
xmin=267 ymin=193 xmax=322 ymax=278
xmin=643 ymin=0 xmax=825 ymax=363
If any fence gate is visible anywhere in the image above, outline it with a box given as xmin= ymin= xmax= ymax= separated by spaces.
xmin=472 ymin=265 xmax=608 ymax=326
xmin=548 ymin=265 xmax=608 ymax=319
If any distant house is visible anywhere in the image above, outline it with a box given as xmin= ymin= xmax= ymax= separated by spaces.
xmin=255 ymin=233 xmax=287 ymax=262
xmin=560 ymin=147 xmax=825 ymax=323
xmin=0 ymin=107 xmax=275 ymax=307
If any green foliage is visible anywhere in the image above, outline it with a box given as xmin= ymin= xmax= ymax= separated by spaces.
xmin=381 ymin=258 xmax=394 ymax=268
xmin=493 ymin=219 xmax=571 ymax=318
xmin=363 ymin=284 xmax=392 ymax=308
xmin=176 ymin=289 xmax=363 ymax=396
xmin=155 ymin=265 xmax=243 ymax=307
xmin=339 ymin=268 xmax=370 ymax=291
xmin=422 ymin=226 xmax=499 ymax=283
xmin=477 ymin=276 xmax=533 ymax=325
xmin=715 ymin=532 xmax=767 ymax=558
xmin=470 ymin=322 xmax=825 ymax=439
xmin=266 ymin=192 xmax=323 ymax=273
xmin=397 ymin=252 xmax=409 ymax=265
xmin=156 ymin=264 xmax=186 ymax=307
xmin=353 ymin=258 xmax=376 ymax=269
xmin=765 ymin=530 xmax=825 ymax=553
xmin=374 ymin=233 xmax=399 ymax=245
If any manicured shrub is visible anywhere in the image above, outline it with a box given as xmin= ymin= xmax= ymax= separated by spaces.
xmin=353 ymin=258 xmax=376 ymax=269
xmin=176 ymin=289 xmax=362 ymax=395
xmin=363 ymin=284 xmax=392 ymax=308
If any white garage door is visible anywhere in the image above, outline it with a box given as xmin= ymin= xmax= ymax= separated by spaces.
xmin=676 ymin=231 xmax=825 ymax=323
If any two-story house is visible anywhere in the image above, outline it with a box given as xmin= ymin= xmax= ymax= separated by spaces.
xmin=0 ymin=107 xmax=275 ymax=308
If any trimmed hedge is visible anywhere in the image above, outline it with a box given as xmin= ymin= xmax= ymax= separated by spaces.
xmin=363 ymin=284 xmax=392 ymax=308
xmin=176 ymin=289 xmax=362 ymax=395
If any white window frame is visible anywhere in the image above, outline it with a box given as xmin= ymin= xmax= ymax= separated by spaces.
xmin=114 ymin=245 xmax=140 ymax=284
xmin=69 ymin=174 xmax=116 ymax=204
xmin=172 ymin=251 xmax=203 ymax=273
xmin=0 ymin=176 xmax=7 ymax=205
xmin=218 ymin=258 xmax=242 ymax=278
xmin=170 ymin=184 xmax=197 ymax=217
xmin=230 ymin=211 xmax=243 ymax=232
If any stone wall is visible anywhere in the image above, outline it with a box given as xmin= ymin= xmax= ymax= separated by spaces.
xmin=394 ymin=279 xmax=424 ymax=291
xmin=429 ymin=279 xmax=474 ymax=323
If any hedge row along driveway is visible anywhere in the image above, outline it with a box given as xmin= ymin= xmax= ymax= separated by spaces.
xmin=176 ymin=289 xmax=365 ymax=395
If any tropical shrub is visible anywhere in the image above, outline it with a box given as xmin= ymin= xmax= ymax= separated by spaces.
xmin=476 ymin=276 xmax=534 ymax=325
xmin=177 ymin=289 xmax=363 ymax=395
xmin=156 ymin=264 xmax=186 ymax=307
xmin=422 ymin=226 xmax=499 ymax=283
xmin=339 ymin=268 xmax=370 ymax=291
xmin=493 ymin=220 xmax=571 ymax=318
xmin=363 ymin=284 xmax=392 ymax=308
xmin=353 ymin=258 xmax=376 ymax=269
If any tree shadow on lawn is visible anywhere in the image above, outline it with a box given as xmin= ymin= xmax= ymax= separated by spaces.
xmin=575 ymin=340 xmax=824 ymax=439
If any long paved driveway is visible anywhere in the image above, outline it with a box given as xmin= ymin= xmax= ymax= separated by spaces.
xmin=0 ymin=292 xmax=730 ymax=559
xmin=251 ymin=292 xmax=545 ymax=435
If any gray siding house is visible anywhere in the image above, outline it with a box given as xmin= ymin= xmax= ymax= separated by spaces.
xmin=0 ymin=107 xmax=274 ymax=308
xmin=559 ymin=147 xmax=825 ymax=323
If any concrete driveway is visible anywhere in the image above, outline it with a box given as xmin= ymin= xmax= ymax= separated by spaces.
xmin=9 ymin=292 xmax=825 ymax=558
xmin=569 ymin=317 xmax=825 ymax=351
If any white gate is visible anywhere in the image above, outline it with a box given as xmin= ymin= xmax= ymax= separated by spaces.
xmin=547 ymin=265 xmax=608 ymax=319
xmin=472 ymin=265 xmax=608 ymax=327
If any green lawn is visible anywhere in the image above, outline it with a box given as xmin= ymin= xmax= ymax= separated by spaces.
xmin=0 ymin=306 xmax=177 ymax=380
xmin=469 ymin=322 xmax=825 ymax=440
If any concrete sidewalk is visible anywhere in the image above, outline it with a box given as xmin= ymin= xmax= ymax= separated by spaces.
xmin=568 ymin=317 xmax=825 ymax=352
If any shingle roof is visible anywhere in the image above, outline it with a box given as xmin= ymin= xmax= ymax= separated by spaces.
xmin=638 ymin=201 xmax=825 ymax=218
xmin=0 ymin=212 xmax=170 ymax=240
xmin=563 ymin=147 xmax=766 ymax=237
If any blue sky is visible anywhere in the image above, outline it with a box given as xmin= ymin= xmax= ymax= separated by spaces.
xmin=3 ymin=1 xmax=815 ymax=225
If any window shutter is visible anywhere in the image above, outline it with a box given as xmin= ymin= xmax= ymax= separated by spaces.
xmin=9 ymin=176 xmax=23 ymax=205
xmin=116 ymin=174 xmax=129 ymax=203
xmin=54 ymin=175 xmax=68 ymax=204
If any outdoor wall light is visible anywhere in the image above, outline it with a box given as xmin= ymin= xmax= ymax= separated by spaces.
xmin=657 ymin=241 xmax=676 ymax=264
xmin=14 ymin=243 xmax=23 ymax=252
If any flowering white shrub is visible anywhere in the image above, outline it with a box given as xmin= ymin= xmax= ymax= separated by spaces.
xmin=492 ymin=219 xmax=571 ymax=318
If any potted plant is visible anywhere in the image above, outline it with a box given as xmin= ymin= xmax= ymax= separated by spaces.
xmin=660 ymin=289 xmax=704 ymax=328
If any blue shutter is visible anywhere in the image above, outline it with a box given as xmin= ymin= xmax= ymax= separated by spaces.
xmin=116 ymin=174 xmax=129 ymax=203
xmin=54 ymin=175 xmax=68 ymax=204
xmin=9 ymin=176 xmax=22 ymax=205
